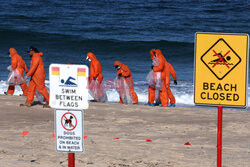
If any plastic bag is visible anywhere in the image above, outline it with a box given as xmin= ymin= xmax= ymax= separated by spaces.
xmin=36 ymin=86 xmax=50 ymax=104
xmin=146 ymin=70 xmax=161 ymax=104
xmin=88 ymin=80 xmax=108 ymax=102
xmin=6 ymin=69 xmax=25 ymax=85
xmin=155 ymin=89 xmax=161 ymax=105
xmin=115 ymin=77 xmax=133 ymax=104
xmin=7 ymin=65 xmax=12 ymax=71
xmin=152 ymin=57 xmax=160 ymax=66
xmin=146 ymin=70 xmax=162 ymax=90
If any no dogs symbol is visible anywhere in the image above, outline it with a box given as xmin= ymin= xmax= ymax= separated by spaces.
xmin=61 ymin=112 xmax=77 ymax=131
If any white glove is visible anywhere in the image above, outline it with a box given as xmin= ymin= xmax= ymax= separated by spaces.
xmin=7 ymin=65 xmax=12 ymax=71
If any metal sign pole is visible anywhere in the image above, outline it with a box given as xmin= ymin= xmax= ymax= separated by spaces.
xmin=217 ymin=106 xmax=223 ymax=167
xmin=68 ymin=153 xmax=75 ymax=167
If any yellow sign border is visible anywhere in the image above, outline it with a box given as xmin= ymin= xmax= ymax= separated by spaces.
xmin=194 ymin=32 xmax=249 ymax=108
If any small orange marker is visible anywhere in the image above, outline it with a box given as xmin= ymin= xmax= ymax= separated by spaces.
xmin=113 ymin=137 xmax=120 ymax=140
xmin=83 ymin=136 xmax=88 ymax=140
xmin=146 ymin=138 xmax=152 ymax=142
xmin=22 ymin=131 xmax=29 ymax=138
xmin=52 ymin=133 xmax=55 ymax=140
xmin=184 ymin=142 xmax=191 ymax=146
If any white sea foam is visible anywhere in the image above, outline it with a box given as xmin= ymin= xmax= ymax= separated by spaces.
xmin=0 ymin=80 xmax=193 ymax=106
xmin=1 ymin=80 xmax=249 ymax=107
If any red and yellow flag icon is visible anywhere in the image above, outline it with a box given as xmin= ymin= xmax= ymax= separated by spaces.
xmin=52 ymin=67 xmax=59 ymax=75
xmin=78 ymin=68 xmax=86 ymax=76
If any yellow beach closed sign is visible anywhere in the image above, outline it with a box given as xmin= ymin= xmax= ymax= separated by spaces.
xmin=194 ymin=33 xmax=249 ymax=107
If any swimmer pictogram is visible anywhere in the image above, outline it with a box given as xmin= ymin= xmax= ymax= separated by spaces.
xmin=201 ymin=38 xmax=241 ymax=80
xmin=60 ymin=76 xmax=77 ymax=87
xmin=209 ymin=50 xmax=232 ymax=68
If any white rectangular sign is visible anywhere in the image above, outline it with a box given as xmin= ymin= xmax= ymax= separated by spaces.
xmin=49 ymin=64 xmax=89 ymax=110
xmin=55 ymin=109 xmax=84 ymax=153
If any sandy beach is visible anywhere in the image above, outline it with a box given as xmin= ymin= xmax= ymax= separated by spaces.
xmin=0 ymin=95 xmax=249 ymax=167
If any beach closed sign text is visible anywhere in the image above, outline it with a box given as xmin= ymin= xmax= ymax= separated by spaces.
xmin=49 ymin=64 xmax=89 ymax=109
xmin=194 ymin=33 xmax=249 ymax=107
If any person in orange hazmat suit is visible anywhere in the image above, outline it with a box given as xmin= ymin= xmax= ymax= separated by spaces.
xmin=86 ymin=52 xmax=105 ymax=102
xmin=164 ymin=58 xmax=177 ymax=107
xmin=5 ymin=48 xmax=29 ymax=96
xmin=148 ymin=49 xmax=168 ymax=107
xmin=114 ymin=61 xmax=138 ymax=104
xmin=20 ymin=46 xmax=50 ymax=108
xmin=86 ymin=52 xmax=103 ymax=83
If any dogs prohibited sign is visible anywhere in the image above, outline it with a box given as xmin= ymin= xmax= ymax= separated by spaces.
xmin=55 ymin=109 xmax=84 ymax=152
xmin=194 ymin=33 xmax=249 ymax=107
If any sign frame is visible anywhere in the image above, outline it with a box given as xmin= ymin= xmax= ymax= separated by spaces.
xmin=55 ymin=109 xmax=84 ymax=153
xmin=194 ymin=32 xmax=249 ymax=108
xmin=49 ymin=64 xmax=89 ymax=110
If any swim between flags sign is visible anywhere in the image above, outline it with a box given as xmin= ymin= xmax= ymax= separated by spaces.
xmin=49 ymin=64 xmax=89 ymax=110
xmin=194 ymin=33 xmax=249 ymax=108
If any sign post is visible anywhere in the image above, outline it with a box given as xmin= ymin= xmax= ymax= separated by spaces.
xmin=194 ymin=33 xmax=249 ymax=167
xmin=50 ymin=64 xmax=89 ymax=167
xmin=217 ymin=106 xmax=223 ymax=167
xmin=68 ymin=153 xmax=75 ymax=167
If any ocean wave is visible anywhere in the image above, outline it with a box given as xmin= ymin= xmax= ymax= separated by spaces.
xmin=0 ymin=80 xmax=193 ymax=105
xmin=0 ymin=28 xmax=194 ymax=44
xmin=1 ymin=79 xmax=250 ymax=108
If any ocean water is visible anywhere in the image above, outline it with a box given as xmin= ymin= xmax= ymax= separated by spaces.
xmin=0 ymin=0 xmax=249 ymax=107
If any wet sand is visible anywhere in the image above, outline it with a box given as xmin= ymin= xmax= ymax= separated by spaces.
xmin=0 ymin=95 xmax=249 ymax=167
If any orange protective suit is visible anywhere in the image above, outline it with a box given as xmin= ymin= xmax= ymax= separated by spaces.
xmin=148 ymin=49 xmax=168 ymax=106
xmin=87 ymin=52 xmax=105 ymax=101
xmin=165 ymin=61 xmax=177 ymax=105
xmin=87 ymin=52 xmax=103 ymax=83
xmin=114 ymin=61 xmax=138 ymax=104
xmin=26 ymin=52 xmax=49 ymax=104
xmin=7 ymin=48 xmax=28 ymax=95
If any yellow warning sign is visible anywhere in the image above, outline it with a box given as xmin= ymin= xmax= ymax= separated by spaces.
xmin=194 ymin=33 xmax=249 ymax=108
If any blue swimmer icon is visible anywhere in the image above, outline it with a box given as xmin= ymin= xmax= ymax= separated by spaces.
xmin=60 ymin=76 xmax=77 ymax=86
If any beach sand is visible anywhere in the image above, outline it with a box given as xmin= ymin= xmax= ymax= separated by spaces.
xmin=0 ymin=95 xmax=249 ymax=167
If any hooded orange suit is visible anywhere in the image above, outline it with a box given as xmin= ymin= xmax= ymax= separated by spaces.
xmin=87 ymin=52 xmax=105 ymax=101
xmin=165 ymin=61 xmax=177 ymax=105
xmin=114 ymin=61 xmax=138 ymax=104
xmin=26 ymin=52 xmax=49 ymax=104
xmin=7 ymin=48 xmax=28 ymax=95
xmin=87 ymin=52 xmax=103 ymax=84
xmin=148 ymin=49 xmax=168 ymax=106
